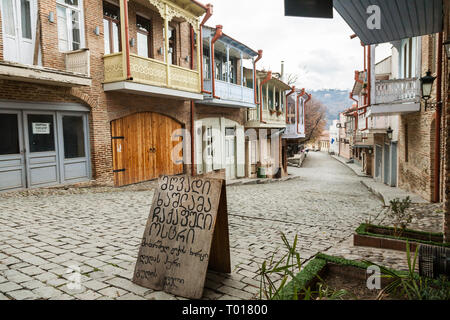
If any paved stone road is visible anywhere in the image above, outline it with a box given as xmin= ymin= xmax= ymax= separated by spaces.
xmin=0 ymin=152 xmax=439 ymax=300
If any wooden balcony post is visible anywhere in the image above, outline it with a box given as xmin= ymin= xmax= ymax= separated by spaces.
xmin=265 ymin=83 xmax=268 ymax=110
xmin=119 ymin=0 xmax=131 ymax=80
xmin=240 ymin=53 xmax=244 ymax=86
xmin=279 ymin=89 xmax=283 ymax=112
xmin=226 ymin=45 xmax=230 ymax=83
xmin=272 ymin=85 xmax=276 ymax=110
xmin=164 ymin=4 xmax=171 ymax=86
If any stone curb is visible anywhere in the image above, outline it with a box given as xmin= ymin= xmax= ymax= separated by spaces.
xmin=330 ymin=155 xmax=369 ymax=178
xmin=226 ymin=175 xmax=301 ymax=187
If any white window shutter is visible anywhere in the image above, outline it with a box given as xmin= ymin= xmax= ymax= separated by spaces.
xmin=212 ymin=124 xmax=222 ymax=170
xmin=195 ymin=122 xmax=203 ymax=174
xmin=236 ymin=126 xmax=245 ymax=177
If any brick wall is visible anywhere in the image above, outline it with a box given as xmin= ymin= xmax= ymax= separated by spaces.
xmin=396 ymin=34 xmax=444 ymax=202
xmin=443 ymin=0 xmax=450 ymax=241
xmin=397 ymin=111 xmax=436 ymax=201
xmin=195 ymin=104 xmax=245 ymax=125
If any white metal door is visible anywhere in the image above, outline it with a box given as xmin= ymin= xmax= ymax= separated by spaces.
xmin=225 ymin=135 xmax=236 ymax=180
xmin=23 ymin=111 xmax=60 ymax=188
xmin=57 ymin=112 xmax=90 ymax=183
xmin=0 ymin=110 xmax=26 ymax=191
xmin=0 ymin=0 xmax=37 ymax=64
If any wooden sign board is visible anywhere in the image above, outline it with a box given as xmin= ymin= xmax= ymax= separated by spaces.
xmin=132 ymin=173 xmax=231 ymax=299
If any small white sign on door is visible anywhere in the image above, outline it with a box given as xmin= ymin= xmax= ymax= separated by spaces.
xmin=32 ymin=123 xmax=51 ymax=135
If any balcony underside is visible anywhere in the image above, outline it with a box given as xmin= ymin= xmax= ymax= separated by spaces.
xmin=369 ymin=103 xmax=421 ymax=116
xmin=245 ymin=121 xmax=286 ymax=129
xmin=353 ymin=144 xmax=373 ymax=149
xmin=197 ymin=97 xmax=256 ymax=109
xmin=103 ymin=53 xmax=201 ymax=99
xmin=282 ymin=133 xmax=305 ymax=139
xmin=103 ymin=81 xmax=203 ymax=100
xmin=0 ymin=61 xmax=91 ymax=87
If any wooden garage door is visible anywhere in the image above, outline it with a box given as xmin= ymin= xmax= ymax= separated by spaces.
xmin=111 ymin=112 xmax=183 ymax=187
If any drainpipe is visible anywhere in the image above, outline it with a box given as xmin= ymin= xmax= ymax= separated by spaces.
xmin=259 ymin=71 xmax=272 ymax=123
xmin=210 ymin=25 xmax=223 ymax=99
xmin=253 ymin=50 xmax=263 ymax=105
xmin=122 ymin=0 xmax=131 ymax=79
xmin=192 ymin=4 xmax=212 ymax=177
xmin=367 ymin=45 xmax=371 ymax=108
xmin=191 ymin=101 xmax=195 ymax=176
xmin=200 ymin=4 xmax=213 ymax=94
xmin=434 ymin=32 xmax=443 ymax=203
xmin=350 ymin=92 xmax=359 ymax=107
xmin=286 ymin=86 xmax=295 ymax=124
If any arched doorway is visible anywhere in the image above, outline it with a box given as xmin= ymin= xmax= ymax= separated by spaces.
xmin=111 ymin=112 xmax=183 ymax=186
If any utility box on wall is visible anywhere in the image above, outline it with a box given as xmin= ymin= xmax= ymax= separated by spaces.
xmin=284 ymin=0 xmax=333 ymax=19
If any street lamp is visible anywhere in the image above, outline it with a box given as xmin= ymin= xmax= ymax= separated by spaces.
xmin=419 ymin=70 xmax=436 ymax=109
xmin=386 ymin=127 xmax=393 ymax=140
xmin=444 ymin=40 xmax=450 ymax=59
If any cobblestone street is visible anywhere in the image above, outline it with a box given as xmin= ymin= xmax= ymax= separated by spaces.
xmin=0 ymin=152 xmax=442 ymax=300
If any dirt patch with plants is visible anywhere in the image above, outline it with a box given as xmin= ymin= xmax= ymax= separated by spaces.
xmin=258 ymin=233 xmax=450 ymax=300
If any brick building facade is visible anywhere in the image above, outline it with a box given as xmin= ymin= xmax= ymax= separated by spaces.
xmin=0 ymin=0 xmax=206 ymax=190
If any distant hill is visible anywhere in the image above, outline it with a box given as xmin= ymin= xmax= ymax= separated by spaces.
xmin=308 ymin=89 xmax=354 ymax=127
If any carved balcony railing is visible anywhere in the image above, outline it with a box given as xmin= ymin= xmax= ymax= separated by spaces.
xmin=247 ymin=108 xmax=258 ymax=122
xmin=246 ymin=108 xmax=286 ymax=126
xmin=204 ymin=79 xmax=255 ymax=105
xmin=354 ymin=132 xmax=374 ymax=145
xmin=103 ymin=53 xmax=200 ymax=93
xmin=65 ymin=49 xmax=90 ymax=76
xmin=374 ymin=78 xmax=420 ymax=105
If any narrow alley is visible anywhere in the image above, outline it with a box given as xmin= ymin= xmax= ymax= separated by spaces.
xmin=0 ymin=152 xmax=405 ymax=300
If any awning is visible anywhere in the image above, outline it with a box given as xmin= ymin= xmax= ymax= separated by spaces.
xmin=333 ymin=0 xmax=444 ymax=45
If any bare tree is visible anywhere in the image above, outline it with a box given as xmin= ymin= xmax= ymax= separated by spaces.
xmin=304 ymin=97 xmax=327 ymax=143
xmin=285 ymin=73 xmax=299 ymax=86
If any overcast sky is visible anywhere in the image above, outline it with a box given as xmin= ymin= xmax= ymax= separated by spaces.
xmin=204 ymin=0 xmax=391 ymax=91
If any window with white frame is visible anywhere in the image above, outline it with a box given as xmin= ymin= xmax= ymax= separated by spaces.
xmin=57 ymin=0 xmax=84 ymax=52
xmin=206 ymin=127 xmax=213 ymax=158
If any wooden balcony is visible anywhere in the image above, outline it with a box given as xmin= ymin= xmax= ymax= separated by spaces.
xmin=65 ymin=49 xmax=90 ymax=76
xmin=203 ymin=79 xmax=255 ymax=108
xmin=371 ymin=78 xmax=421 ymax=115
xmin=374 ymin=78 xmax=420 ymax=104
xmin=246 ymin=108 xmax=286 ymax=128
xmin=103 ymin=53 xmax=202 ymax=99
xmin=354 ymin=133 xmax=374 ymax=147
xmin=283 ymin=123 xmax=305 ymax=139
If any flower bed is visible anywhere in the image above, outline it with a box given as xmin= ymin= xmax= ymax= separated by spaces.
xmin=275 ymin=254 xmax=400 ymax=300
xmin=353 ymin=223 xmax=449 ymax=252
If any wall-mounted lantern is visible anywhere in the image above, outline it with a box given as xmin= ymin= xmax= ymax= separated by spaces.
xmin=420 ymin=70 xmax=436 ymax=101
xmin=129 ymin=38 xmax=136 ymax=47
xmin=94 ymin=26 xmax=100 ymax=36
xmin=386 ymin=127 xmax=393 ymax=140
xmin=48 ymin=11 xmax=55 ymax=23
xmin=419 ymin=70 xmax=436 ymax=110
